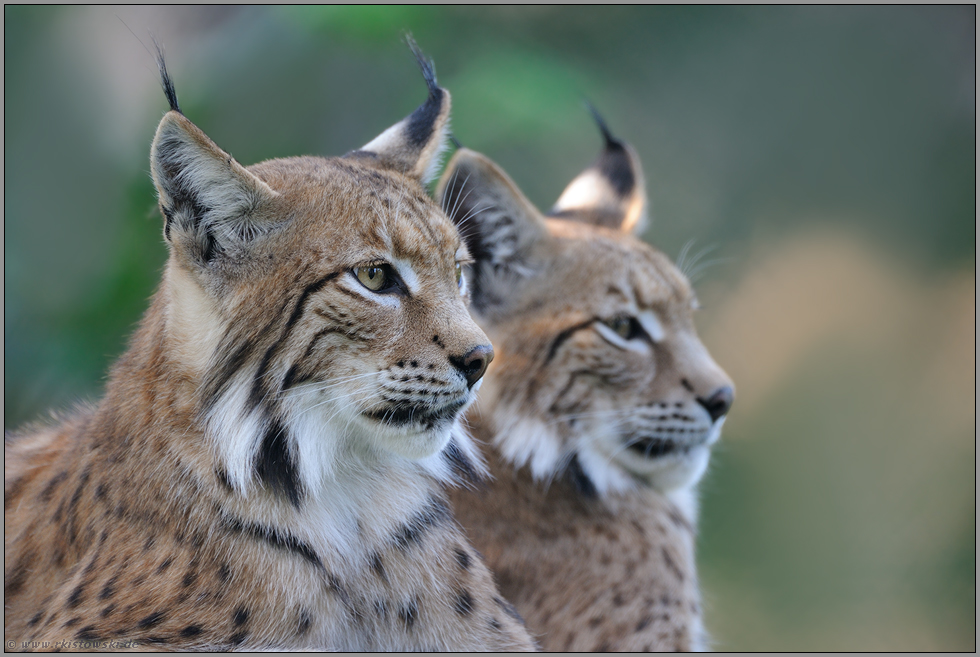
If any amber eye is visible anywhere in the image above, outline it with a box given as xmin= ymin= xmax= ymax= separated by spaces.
xmin=356 ymin=265 xmax=388 ymax=291
xmin=605 ymin=316 xmax=635 ymax=340
xmin=455 ymin=262 xmax=463 ymax=288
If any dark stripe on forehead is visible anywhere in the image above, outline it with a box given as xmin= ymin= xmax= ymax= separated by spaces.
xmin=544 ymin=317 xmax=600 ymax=365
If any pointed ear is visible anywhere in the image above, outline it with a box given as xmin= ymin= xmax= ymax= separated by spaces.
xmin=356 ymin=41 xmax=450 ymax=185
xmin=549 ymin=109 xmax=647 ymax=234
xmin=436 ymin=148 xmax=548 ymax=315
xmin=150 ymin=111 xmax=279 ymax=265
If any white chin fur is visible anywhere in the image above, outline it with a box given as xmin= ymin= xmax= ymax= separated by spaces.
xmin=209 ymin=373 xmax=483 ymax=499
xmin=492 ymin=405 xmax=717 ymax=498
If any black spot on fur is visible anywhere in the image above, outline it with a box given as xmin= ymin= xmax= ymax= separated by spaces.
xmin=138 ymin=611 xmax=166 ymax=629
xmin=100 ymin=605 xmax=115 ymax=618
xmin=454 ymin=546 xmax=471 ymax=570
xmin=4 ymin=555 xmax=32 ymax=597
xmin=454 ymin=590 xmax=475 ymax=616
xmin=392 ymin=496 xmax=451 ymax=551
xmin=369 ymin=552 xmax=387 ymax=581
xmin=217 ymin=563 xmax=232 ymax=583
xmin=63 ymin=616 xmax=80 ymax=628
xmin=28 ymin=611 xmax=44 ymax=627
xmin=297 ymin=609 xmax=312 ymax=636
xmin=40 ymin=469 xmax=69 ymax=503
xmin=229 ymin=632 xmax=248 ymax=646
xmin=101 ymin=575 xmax=118 ymax=600
xmin=444 ymin=440 xmax=481 ymax=485
xmin=399 ymin=599 xmax=419 ymax=629
xmin=181 ymin=625 xmax=203 ymax=638
xmin=568 ymin=453 xmax=598 ymax=499
xmin=233 ymin=607 xmax=249 ymax=627
xmin=255 ymin=419 xmax=302 ymax=508
xmin=215 ymin=469 xmax=234 ymax=493
xmin=76 ymin=626 xmax=100 ymax=642
xmin=182 ymin=570 xmax=197 ymax=588
xmin=67 ymin=584 xmax=85 ymax=609
xmin=636 ymin=615 xmax=653 ymax=632
xmin=661 ymin=546 xmax=685 ymax=582
xmin=39 ymin=470 xmax=68 ymax=503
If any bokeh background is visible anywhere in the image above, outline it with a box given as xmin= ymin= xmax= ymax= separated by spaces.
xmin=4 ymin=6 xmax=975 ymax=651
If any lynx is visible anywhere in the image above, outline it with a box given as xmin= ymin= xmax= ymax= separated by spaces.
xmin=4 ymin=46 xmax=535 ymax=651
xmin=439 ymin=114 xmax=734 ymax=651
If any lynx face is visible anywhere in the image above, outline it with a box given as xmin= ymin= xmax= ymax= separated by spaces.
xmin=437 ymin=127 xmax=733 ymax=496
xmin=151 ymin=57 xmax=491 ymax=504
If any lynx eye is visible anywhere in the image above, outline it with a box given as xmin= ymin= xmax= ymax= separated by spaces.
xmin=356 ymin=265 xmax=389 ymax=292
xmin=605 ymin=316 xmax=637 ymax=340
xmin=455 ymin=262 xmax=463 ymax=287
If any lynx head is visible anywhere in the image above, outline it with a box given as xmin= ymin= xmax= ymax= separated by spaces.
xmin=436 ymin=112 xmax=733 ymax=497
xmin=149 ymin=43 xmax=489 ymax=507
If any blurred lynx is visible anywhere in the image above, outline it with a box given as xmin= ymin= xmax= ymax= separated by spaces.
xmin=439 ymin=113 xmax=733 ymax=651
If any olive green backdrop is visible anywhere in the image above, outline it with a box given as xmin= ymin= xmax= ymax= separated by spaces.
xmin=5 ymin=6 xmax=975 ymax=650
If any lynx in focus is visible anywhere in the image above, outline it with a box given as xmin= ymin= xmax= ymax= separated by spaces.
xmin=4 ymin=46 xmax=535 ymax=652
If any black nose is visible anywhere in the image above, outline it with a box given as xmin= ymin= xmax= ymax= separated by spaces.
xmin=451 ymin=345 xmax=494 ymax=388
xmin=697 ymin=386 xmax=734 ymax=422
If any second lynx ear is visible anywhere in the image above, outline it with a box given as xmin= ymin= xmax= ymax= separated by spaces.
xmin=436 ymin=149 xmax=548 ymax=314
xmin=549 ymin=108 xmax=648 ymax=235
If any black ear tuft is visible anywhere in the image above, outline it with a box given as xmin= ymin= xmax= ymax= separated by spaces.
xmin=406 ymin=33 xmax=439 ymax=101
xmin=584 ymin=101 xmax=634 ymax=197
xmin=355 ymin=37 xmax=452 ymax=184
xmin=153 ymin=39 xmax=181 ymax=114
xmin=549 ymin=104 xmax=648 ymax=234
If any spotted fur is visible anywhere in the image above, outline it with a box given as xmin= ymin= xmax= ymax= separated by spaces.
xmin=437 ymin=116 xmax=734 ymax=651
xmin=4 ymin=47 xmax=535 ymax=652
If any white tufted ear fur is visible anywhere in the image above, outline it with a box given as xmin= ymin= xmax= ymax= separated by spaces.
xmin=549 ymin=106 xmax=647 ymax=235
xmin=150 ymin=111 xmax=280 ymax=265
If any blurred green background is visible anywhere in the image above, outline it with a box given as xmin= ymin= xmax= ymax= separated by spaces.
xmin=4 ymin=6 xmax=975 ymax=651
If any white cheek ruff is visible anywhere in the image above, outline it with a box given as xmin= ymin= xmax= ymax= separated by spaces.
xmin=206 ymin=376 xmax=268 ymax=494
